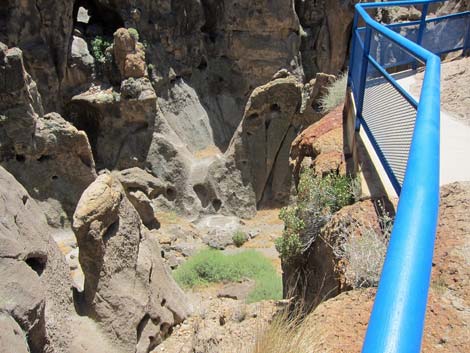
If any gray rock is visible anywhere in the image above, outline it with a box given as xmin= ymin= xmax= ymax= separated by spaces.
xmin=73 ymin=173 xmax=191 ymax=352
xmin=0 ymin=166 xmax=75 ymax=353
xmin=0 ymin=313 xmax=30 ymax=353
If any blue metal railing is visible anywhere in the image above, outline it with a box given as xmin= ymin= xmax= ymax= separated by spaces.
xmin=347 ymin=1 xmax=470 ymax=352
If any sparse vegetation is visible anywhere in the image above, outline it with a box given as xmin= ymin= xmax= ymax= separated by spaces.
xmin=333 ymin=202 xmax=393 ymax=288
xmin=128 ymin=27 xmax=139 ymax=41
xmin=173 ymin=249 xmax=282 ymax=303
xmin=275 ymin=169 xmax=356 ymax=263
xmin=90 ymin=36 xmax=112 ymax=63
xmin=232 ymin=230 xmax=249 ymax=247
xmin=319 ymin=73 xmax=348 ymax=113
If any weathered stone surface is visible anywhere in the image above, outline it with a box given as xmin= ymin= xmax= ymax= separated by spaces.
xmin=73 ymin=173 xmax=191 ymax=352
xmin=0 ymin=166 xmax=74 ymax=353
xmin=296 ymin=0 xmax=359 ymax=79
xmin=63 ymin=35 xmax=95 ymax=99
xmin=290 ymin=104 xmax=345 ymax=185
xmin=67 ymin=77 xmax=156 ymax=170
xmin=113 ymin=28 xmax=147 ymax=79
xmin=0 ymin=0 xmax=74 ymax=112
xmin=224 ymin=76 xmax=303 ymax=206
xmin=0 ymin=313 xmax=30 ymax=353
xmin=0 ymin=44 xmax=96 ymax=227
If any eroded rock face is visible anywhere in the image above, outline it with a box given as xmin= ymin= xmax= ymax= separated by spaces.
xmin=66 ymin=77 xmax=156 ymax=170
xmin=0 ymin=43 xmax=97 ymax=227
xmin=0 ymin=0 xmax=74 ymax=112
xmin=0 ymin=166 xmax=74 ymax=353
xmin=290 ymin=104 xmax=345 ymax=186
xmin=73 ymin=173 xmax=191 ymax=352
xmin=296 ymin=0 xmax=359 ymax=79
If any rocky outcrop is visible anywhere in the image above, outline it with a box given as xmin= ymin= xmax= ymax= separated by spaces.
xmin=73 ymin=173 xmax=192 ymax=352
xmin=0 ymin=0 xmax=74 ymax=112
xmin=113 ymin=28 xmax=147 ymax=79
xmin=0 ymin=166 xmax=74 ymax=353
xmin=282 ymin=199 xmax=388 ymax=310
xmin=290 ymin=104 xmax=345 ymax=185
xmin=0 ymin=43 xmax=97 ymax=227
xmin=297 ymin=182 xmax=470 ymax=352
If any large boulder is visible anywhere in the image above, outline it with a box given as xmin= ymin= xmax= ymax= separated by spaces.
xmin=72 ymin=173 xmax=192 ymax=352
xmin=113 ymin=28 xmax=147 ymax=79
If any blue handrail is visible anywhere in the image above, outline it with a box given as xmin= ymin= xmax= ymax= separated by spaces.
xmin=346 ymin=1 xmax=469 ymax=352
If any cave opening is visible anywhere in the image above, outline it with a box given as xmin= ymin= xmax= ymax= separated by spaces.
xmin=73 ymin=0 xmax=124 ymax=36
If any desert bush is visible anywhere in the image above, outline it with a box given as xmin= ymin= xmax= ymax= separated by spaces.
xmin=128 ymin=27 xmax=139 ymax=41
xmin=90 ymin=36 xmax=112 ymax=63
xmin=319 ymin=73 xmax=348 ymax=113
xmin=173 ymin=249 xmax=282 ymax=303
xmin=333 ymin=203 xmax=393 ymax=288
xmin=232 ymin=230 xmax=248 ymax=247
xmin=276 ymin=169 xmax=356 ymax=263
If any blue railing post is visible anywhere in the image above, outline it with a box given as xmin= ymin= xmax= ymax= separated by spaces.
xmin=356 ymin=25 xmax=372 ymax=129
xmin=463 ymin=16 xmax=470 ymax=56
xmin=348 ymin=11 xmax=360 ymax=87
xmin=413 ymin=3 xmax=429 ymax=69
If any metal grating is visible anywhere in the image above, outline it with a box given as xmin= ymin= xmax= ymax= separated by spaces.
xmin=362 ymin=69 xmax=417 ymax=186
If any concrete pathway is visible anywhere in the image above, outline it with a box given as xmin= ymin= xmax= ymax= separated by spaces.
xmin=397 ymin=71 xmax=470 ymax=185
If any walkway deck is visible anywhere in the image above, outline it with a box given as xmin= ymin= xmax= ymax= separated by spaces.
xmin=396 ymin=64 xmax=470 ymax=185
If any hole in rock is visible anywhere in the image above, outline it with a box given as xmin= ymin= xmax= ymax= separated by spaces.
xmin=212 ymin=199 xmax=222 ymax=212
xmin=37 ymin=155 xmax=53 ymax=162
xmin=25 ymin=255 xmax=47 ymax=276
xmin=193 ymin=184 xmax=209 ymax=208
xmin=51 ymin=175 xmax=59 ymax=180
xmin=15 ymin=155 xmax=25 ymax=162
xmin=270 ymin=103 xmax=281 ymax=112
xmin=165 ymin=187 xmax=176 ymax=201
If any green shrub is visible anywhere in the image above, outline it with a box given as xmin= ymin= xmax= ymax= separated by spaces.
xmin=319 ymin=73 xmax=348 ymax=113
xmin=276 ymin=169 xmax=357 ymax=263
xmin=275 ymin=206 xmax=304 ymax=262
xmin=128 ymin=27 xmax=139 ymax=41
xmin=232 ymin=230 xmax=248 ymax=247
xmin=91 ymin=36 xmax=112 ymax=63
xmin=173 ymin=249 xmax=282 ymax=303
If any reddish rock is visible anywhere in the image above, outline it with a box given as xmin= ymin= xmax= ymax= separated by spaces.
xmin=113 ymin=28 xmax=147 ymax=79
xmin=302 ymin=182 xmax=470 ymax=353
xmin=290 ymin=104 xmax=345 ymax=185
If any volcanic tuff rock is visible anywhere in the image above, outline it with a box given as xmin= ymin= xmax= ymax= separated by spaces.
xmin=0 ymin=43 xmax=97 ymax=228
xmin=72 ymin=173 xmax=192 ymax=352
xmin=0 ymin=166 xmax=73 ymax=353
xmin=290 ymin=104 xmax=346 ymax=186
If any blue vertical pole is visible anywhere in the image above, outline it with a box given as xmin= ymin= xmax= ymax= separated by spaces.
xmin=348 ymin=11 xmax=360 ymax=86
xmin=356 ymin=25 xmax=372 ymax=129
xmin=463 ymin=17 xmax=470 ymax=56
xmin=413 ymin=3 xmax=429 ymax=69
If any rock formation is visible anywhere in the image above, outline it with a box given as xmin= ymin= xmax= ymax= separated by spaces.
xmin=72 ymin=172 xmax=191 ymax=352
xmin=302 ymin=182 xmax=470 ymax=353
xmin=0 ymin=42 xmax=97 ymax=228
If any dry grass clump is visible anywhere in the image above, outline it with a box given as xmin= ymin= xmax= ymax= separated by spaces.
xmin=319 ymin=73 xmax=348 ymax=113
